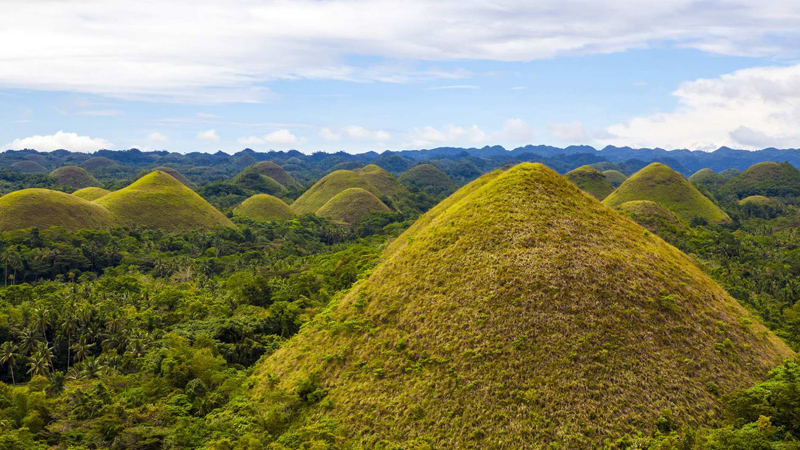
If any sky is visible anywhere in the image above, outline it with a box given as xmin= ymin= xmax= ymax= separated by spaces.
xmin=3 ymin=0 xmax=800 ymax=154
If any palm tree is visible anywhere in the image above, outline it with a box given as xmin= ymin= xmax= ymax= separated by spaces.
xmin=32 ymin=307 xmax=51 ymax=344
xmin=0 ymin=250 xmax=22 ymax=287
xmin=17 ymin=327 xmax=39 ymax=355
xmin=0 ymin=342 xmax=19 ymax=385
xmin=27 ymin=355 xmax=49 ymax=377
xmin=60 ymin=312 xmax=78 ymax=369
xmin=70 ymin=337 xmax=94 ymax=363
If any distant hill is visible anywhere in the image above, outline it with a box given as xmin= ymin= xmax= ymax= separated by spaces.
xmin=603 ymin=163 xmax=731 ymax=224
xmin=96 ymin=171 xmax=234 ymax=231
xmin=721 ymin=162 xmax=800 ymax=198
xmin=316 ymin=187 xmax=390 ymax=225
xmin=617 ymin=200 xmax=685 ymax=238
xmin=688 ymin=168 xmax=728 ymax=192
xmin=233 ymin=194 xmax=297 ymax=222
xmin=82 ymin=156 xmax=118 ymax=171
xmin=237 ymin=161 xmax=301 ymax=189
xmin=72 ymin=187 xmax=111 ymax=201
xmin=0 ymin=188 xmax=113 ymax=232
xmin=255 ymin=163 xmax=792 ymax=447
xmin=399 ymin=163 xmax=456 ymax=197
xmin=10 ymin=161 xmax=48 ymax=173
xmin=232 ymin=171 xmax=287 ymax=196
xmin=739 ymin=195 xmax=774 ymax=206
xmin=565 ymin=165 xmax=615 ymax=200
xmin=50 ymin=166 xmax=102 ymax=189
xmin=292 ymin=170 xmax=382 ymax=214
xmin=602 ymin=169 xmax=627 ymax=187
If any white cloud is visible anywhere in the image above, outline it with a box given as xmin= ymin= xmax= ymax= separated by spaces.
xmin=548 ymin=121 xmax=588 ymax=142
xmin=502 ymin=118 xmax=534 ymax=143
xmin=320 ymin=127 xmax=342 ymax=141
xmin=148 ymin=132 xmax=167 ymax=142
xmin=602 ymin=63 xmax=800 ymax=150
xmin=237 ymin=136 xmax=265 ymax=145
xmin=4 ymin=0 xmax=800 ymax=102
xmin=2 ymin=131 xmax=113 ymax=152
xmin=407 ymin=119 xmax=532 ymax=147
xmin=319 ymin=126 xmax=391 ymax=142
xmin=264 ymin=129 xmax=299 ymax=145
xmin=197 ymin=129 xmax=220 ymax=142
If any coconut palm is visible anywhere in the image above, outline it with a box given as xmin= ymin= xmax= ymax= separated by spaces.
xmin=70 ymin=337 xmax=94 ymax=363
xmin=0 ymin=342 xmax=19 ymax=385
xmin=17 ymin=327 xmax=39 ymax=355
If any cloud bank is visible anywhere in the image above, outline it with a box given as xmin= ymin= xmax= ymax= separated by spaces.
xmin=2 ymin=131 xmax=113 ymax=152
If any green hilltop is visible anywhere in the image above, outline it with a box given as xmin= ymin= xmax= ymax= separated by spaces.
xmin=565 ymin=165 xmax=615 ymax=200
xmin=145 ymin=166 xmax=196 ymax=189
xmin=72 ymin=187 xmax=111 ymax=201
xmin=617 ymin=200 xmax=685 ymax=238
xmin=233 ymin=194 xmax=298 ymax=222
xmin=10 ymin=161 xmax=48 ymax=173
xmin=721 ymin=162 xmax=800 ymax=198
xmin=399 ymin=163 xmax=456 ymax=197
xmin=291 ymin=170 xmax=383 ymax=214
xmin=254 ymin=163 xmax=792 ymax=447
xmin=96 ymin=171 xmax=235 ymax=232
xmin=232 ymin=171 xmax=287 ymax=196
xmin=603 ymin=162 xmax=731 ymax=224
xmin=50 ymin=165 xmax=102 ymax=189
xmin=316 ymin=187 xmax=390 ymax=226
xmin=354 ymin=164 xmax=410 ymax=204
xmin=739 ymin=195 xmax=774 ymax=206
xmin=0 ymin=188 xmax=114 ymax=232
xmin=82 ymin=156 xmax=117 ymax=171
xmin=688 ymin=168 xmax=728 ymax=192
xmin=238 ymin=161 xmax=301 ymax=189
xmin=602 ymin=169 xmax=627 ymax=187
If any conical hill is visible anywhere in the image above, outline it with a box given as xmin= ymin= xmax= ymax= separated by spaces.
xmin=238 ymin=161 xmax=300 ymax=189
xmin=291 ymin=170 xmax=382 ymax=214
xmin=565 ymin=165 xmax=615 ymax=200
xmin=316 ymin=187 xmax=390 ymax=225
xmin=50 ymin=166 xmax=102 ymax=189
xmin=95 ymin=171 xmax=234 ymax=231
xmin=0 ymin=189 xmax=113 ymax=232
xmin=602 ymin=169 xmax=627 ymax=187
xmin=721 ymin=162 xmax=800 ymax=198
xmin=603 ymin=163 xmax=730 ymax=224
xmin=354 ymin=164 xmax=410 ymax=202
xmin=72 ymin=187 xmax=111 ymax=201
xmin=233 ymin=194 xmax=297 ymax=222
xmin=399 ymin=163 xmax=456 ymax=197
xmin=254 ymin=163 xmax=791 ymax=448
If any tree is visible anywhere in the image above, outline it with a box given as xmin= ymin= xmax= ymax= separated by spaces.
xmin=70 ymin=337 xmax=94 ymax=363
xmin=59 ymin=312 xmax=77 ymax=369
xmin=0 ymin=342 xmax=19 ymax=385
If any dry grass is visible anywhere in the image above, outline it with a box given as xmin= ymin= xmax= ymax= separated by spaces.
xmin=0 ymin=188 xmax=114 ymax=231
xmin=72 ymin=187 xmax=111 ymax=201
xmin=238 ymin=161 xmax=301 ymax=189
xmin=602 ymin=170 xmax=627 ymax=188
xmin=292 ymin=170 xmax=383 ymax=214
xmin=233 ymin=194 xmax=298 ymax=222
xmin=50 ymin=166 xmax=102 ymax=189
xmin=315 ymin=188 xmax=390 ymax=226
xmin=566 ymin=165 xmax=615 ymax=200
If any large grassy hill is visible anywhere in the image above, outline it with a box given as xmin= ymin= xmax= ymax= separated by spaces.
xmin=254 ymin=163 xmax=791 ymax=448
xmin=233 ymin=194 xmax=297 ymax=222
xmin=291 ymin=170 xmax=382 ymax=214
xmin=315 ymin=187 xmax=390 ymax=225
xmin=565 ymin=165 xmax=615 ymax=200
xmin=721 ymin=162 xmax=800 ymax=198
xmin=602 ymin=169 xmax=627 ymax=187
xmin=399 ymin=163 xmax=456 ymax=197
xmin=72 ymin=187 xmax=111 ymax=201
xmin=0 ymin=188 xmax=114 ymax=232
xmin=603 ymin=163 xmax=731 ymax=224
xmin=50 ymin=166 xmax=102 ymax=189
xmin=146 ymin=166 xmax=196 ymax=189
xmin=96 ymin=171 xmax=234 ymax=231
xmin=238 ymin=161 xmax=301 ymax=189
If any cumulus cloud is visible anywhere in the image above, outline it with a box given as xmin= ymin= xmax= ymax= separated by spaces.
xmin=4 ymin=0 xmax=800 ymax=102
xmin=2 ymin=131 xmax=113 ymax=152
xmin=197 ymin=129 xmax=220 ymax=142
xmin=407 ymin=119 xmax=532 ymax=148
xmin=148 ymin=132 xmax=167 ymax=142
xmin=502 ymin=118 xmax=534 ymax=143
xmin=548 ymin=121 xmax=588 ymax=142
xmin=601 ymin=63 xmax=800 ymax=150
xmin=238 ymin=129 xmax=303 ymax=147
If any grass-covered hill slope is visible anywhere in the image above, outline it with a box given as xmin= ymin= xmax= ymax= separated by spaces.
xmin=82 ymin=156 xmax=117 ymax=171
xmin=688 ymin=168 xmax=728 ymax=192
xmin=233 ymin=194 xmax=298 ymax=222
xmin=617 ymin=200 xmax=685 ymax=238
xmin=0 ymin=188 xmax=114 ymax=231
xmin=315 ymin=187 xmax=390 ymax=225
xmin=72 ymin=187 xmax=111 ymax=201
xmin=354 ymin=164 xmax=410 ymax=202
xmin=232 ymin=171 xmax=287 ymax=196
xmin=238 ymin=161 xmax=301 ymax=189
xmin=50 ymin=166 xmax=102 ymax=189
xmin=565 ymin=165 xmax=615 ymax=200
xmin=399 ymin=163 xmax=456 ymax=197
xmin=254 ymin=163 xmax=792 ymax=448
xmin=739 ymin=195 xmax=774 ymax=206
xmin=602 ymin=169 xmax=627 ymax=187
xmin=291 ymin=170 xmax=382 ymax=214
xmin=146 ymin=166 xmax=196 ymax=189
xmin=721 ymin=162 xmax=800 ymax=198
xmin=10 ymin=161 xmax=48 ymax=173
xmin=96 ymin=171 xmax=235 ymax=231
xmin=603 ymin=163 xmax=731 ymax=224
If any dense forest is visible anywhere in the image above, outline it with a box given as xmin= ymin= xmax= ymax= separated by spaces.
xmin=0 ymin=150 xmax=800 ymax=448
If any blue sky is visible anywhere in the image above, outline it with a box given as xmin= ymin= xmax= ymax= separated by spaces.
xmin=3 ymin=0 xmax=800 ymax=154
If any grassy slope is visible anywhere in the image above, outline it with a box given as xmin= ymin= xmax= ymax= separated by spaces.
xmin=239 ymin=161 xmax=301 ymax=189
xmin=10 ymin=161 xmax=48 ymax=173
xmin=0 ymin=188 xmax=114 ymax=232
xmin=291 ymin=170 xmax=382 ymax=214
xmin=50 ymin=166 xmax=102 ymax=189
xmin=72 ymin=187 xmax=111 ymax=201
xmin=565 ymin=165 xmax=615 ymax=200
xmin=602 ymin=170 xmax=627 ymax=188
xmin=739 ymin=195 xmax=774 ymax=206
xmin=82 ymin=157 xmax=117 ymax=171
xmin=399 ymin=163 xmax=456 ymax=197
xmin=603 ymin=163 xmax=731 ymax=224
xmin=96 ymin=171 xmax=234 ymax=231
xmin=354 ymin=164 xmax=410 ymax=202
xmin=232 ymin=172 xmax=287 ymax=196
xmin=721 ymin=162 xmax=800 ymax=198
xmin=149 ymin=167 xmax=196 ymax=189
xmin=617 ymin=200 xmax=685 ymax=237
xmin=233 ymin=194 xmax=298 ymax=221
xmin=315 ymin=187 xmax=390 ymax=225
xmin=255 ymin=163 xmax=792 ymax=448
xmin=688 ymin=168 xmax=727 ymax=192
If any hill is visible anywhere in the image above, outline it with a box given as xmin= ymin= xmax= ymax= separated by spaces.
xmin=238 ymin=161 xmax=301 ymax=189
xmin=565 ymin=165 xmax=615 ymax=200
xmin=72 ymin=187 xmax=111 ymax=201
xmin=291 ymin=170 xmax=382 ymax=214
xmin=399 ymin=163 xmax=456 ymax=197
xmin=0 ymin=188 xmax=113 ymax=232
xmin=603 ymin=163 xmax=731 ymax=224
xmin=353 ymin=164 xmax=409 ymax=205
xmin=82 ymin=157 xmax=117 ymax=171
xmin=602 ymin=169 xmax=627 ymax=187
xmin=10 ymin=161 xmax=48 ymax=173
xmin=50 ymin=166 xmax=102 ymax=189
xmin=739 ymin=195 xmax=774 ymax=206
xmin=688 ymin=168 xmax=728 ymax=192
xmin=147 ymin=166 xmax=196 ymax=189
xmin=254 ymin=163 xmax=792 ymax=448
xmin=96 ymin=171 xmax=234 ymax=231
xmin=617 ymin=200 xmax=686 ymax=238
xmin=721 ymin=162 xmax=800 ymax=198
xmin=232 ymin=172 xmax=286 ymax=196
xmin=315 ymin=188 xmax=390 ymax=225
xmin=233 ymin=194 xmax=298 ymax=222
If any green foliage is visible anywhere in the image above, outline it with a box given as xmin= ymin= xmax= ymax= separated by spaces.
xmin=238 ymin=161 xmax=301 ymax=189
xmin=689 ymin=168 xmax=728 ymax=193
xmin=721 ymin=162 xmax=800 ymax=199
xmin=399 ymin=163 xmax=456 ymax=198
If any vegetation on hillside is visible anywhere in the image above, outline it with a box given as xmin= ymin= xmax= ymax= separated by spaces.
xmin=238 ymin=161 xmax=301 ymax=189
xmin=720 ymin=162 xmax=800 ymax=199
xmin=689 ymin=168 xmax=728 ymax=192
xmin=602 ymin=169 xmax=627 ymax=187
xmin=0 ymin=189 xmax=114 ymax=232
xmin=316 ymin=187 xmax=391 ymax=226
xmin=565 ymin=165 xmax=615 ymax=199
xmin=233 ymin=194 xmax=298 ymax=222
xmin=399 ymin=163 xmax=456 ymax=198
xmin=291 ymin=170 xmax=383 ymax=214
xmin=144 ymin=166 xmax=196 ymax=189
